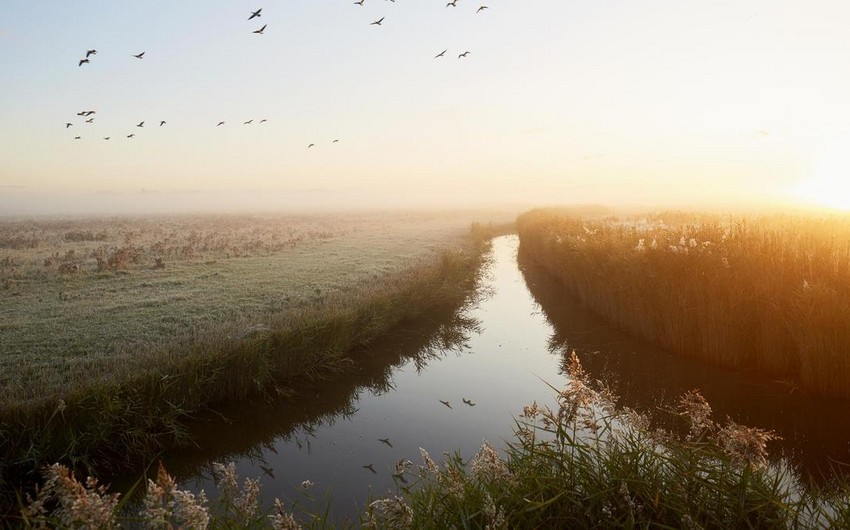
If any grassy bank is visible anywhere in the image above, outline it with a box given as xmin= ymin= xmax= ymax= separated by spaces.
xmin=376 ymin=353 xmax=850 ymax=529
xmin=0 ymin=215 xmax=498 ymax=510
xmin=516 ymin=208 xmax=850 ymax=399
xmin=17 ymin=353 xmax=850 ymax=529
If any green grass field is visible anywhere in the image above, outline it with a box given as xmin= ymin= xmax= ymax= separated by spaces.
xmin=0 ymin=211 xmax=507 ymax=407
xmin=0 ymin=210 xmax=512 ymax=498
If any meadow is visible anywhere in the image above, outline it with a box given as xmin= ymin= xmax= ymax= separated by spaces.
xmin=516 ymin=208 xmax=850 ymax=399
xmin=0 ymin=210 xmax=509 ymax=502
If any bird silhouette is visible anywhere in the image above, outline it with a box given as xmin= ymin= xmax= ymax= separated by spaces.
xmin=253 ymin=24 xmax=267 ymax=34
xmin=447 ymin=1 xmax=457 ymax=7
xmin=371 ymin=17 xmax=384 ymax=25
xmin=159 ymin=121 xmax=166 ymax=126
xmin=363 ymin=464 xmax=377 ymax=474
xmin=458 ymin=51 xmax=470 ymax=58
xmin=259 ymin=465 xmax=274 ymax=478
xmin=74 ymin=136 xmax=81 ymax=140
xmin=248 ymin=8 xmax=262 ymax=20
xmin=127 ymin=134 xmax=135 ymax=138
xmin=103 ymin=137 xmax=110 ymax=140
xmin=78 ymin=58 xmax=89 ymax=67
xmin=462 ymin=398 xmax=476 ymax=406
xmin=65 ymin=123 xmax=73 ymax=129
xmin=354 ymin=0 xmax=365 ymax=4
xmin=477 ymin=5 xmax=489 ymax=13
xmin=379 ymin=438 xmax=393 ymax=448
xmin=244 ymin=120 xmax=253 ymax=125
xmin=216 ymin=121 xmax=225 ymax=127
xmin=76 ymin=112 xmax=87 ymax=116
xmin=308 ymin=143 xmax=315 ymax=148
xmin=332 ymin=139 xmax=339 ymax=143
xmin=85 ymin=118 xmax=94 ymax=123
xmin=435 ymin=49 xmax=447 ymax=58
xmin=136 ymin=121 xmax=144 ymax=127
xmin=439 ymin=399 xmax=452 ymax=409
xmin=86 ymin=49 xmax=97 ymax=58
xmin=133 ymin=52 xmax=145 ymax=59
xmin=259 ymin=119 xmax=268 ymax=123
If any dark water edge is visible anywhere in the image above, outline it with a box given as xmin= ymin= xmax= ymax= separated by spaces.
xmin=517 ymin=244 xmax=850 ymax=482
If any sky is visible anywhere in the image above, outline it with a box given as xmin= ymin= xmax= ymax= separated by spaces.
xmin=2 ymin=1 xmax=850 ymax=214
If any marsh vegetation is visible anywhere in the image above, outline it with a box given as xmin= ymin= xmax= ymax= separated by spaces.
xmin=517 ymin=208 xmax=850 ymax=399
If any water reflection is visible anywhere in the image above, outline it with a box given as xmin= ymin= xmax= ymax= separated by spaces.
xmin=517 ymin=245 xmax=850 ymax=480
xmin=152 ymin=235 xmax=568 ymax=523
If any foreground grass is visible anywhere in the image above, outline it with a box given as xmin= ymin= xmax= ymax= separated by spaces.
xmin=0 ymin=217 xmax=503 ymax=511
xmin=16 ymin=353 xmax=850 ymax=529
xmin=516 ymin=208 xmax=850 ymax=399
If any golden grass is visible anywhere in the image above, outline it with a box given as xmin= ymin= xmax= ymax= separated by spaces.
xmin=517 ymin=208 xmax=850 ymax=399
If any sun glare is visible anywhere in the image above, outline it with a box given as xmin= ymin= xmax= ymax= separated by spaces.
xmin=793 ymin=139 xmax=850 ymax=210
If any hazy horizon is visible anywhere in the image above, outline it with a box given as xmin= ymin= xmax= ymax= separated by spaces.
xmin=4 ymin=1 xmax=850 ymax=214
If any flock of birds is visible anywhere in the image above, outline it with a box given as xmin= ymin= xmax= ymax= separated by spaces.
xmin=359 ymin=396 xmax=476 ymax=477
xmin=65 ymin=3 xmax=491 ymax=146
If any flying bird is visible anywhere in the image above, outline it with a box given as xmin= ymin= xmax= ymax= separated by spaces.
xmin=216 ymin=121 xmax=225 ymax=127
xmin=74 ymin=136 xmax=81 ymax=140
xmin=77 ymin=112 xmax=87 ymax=116
xmin=159 ymin=121 xmax=166 ymax=126
xmin=253 ymin=24 xmax=267 ymax=34
xmin=127 ymin=134 xmax=135 ymax=138
xmin=136 ymin=121 xmax=144 ymax=127
xmin=370 ymin=17 xmax=384 ymax=25
xmin=462 ymin=398 xmax=476 ymax=406
xmin=133 ymin=52 xmax=145 ymax=59
xmin=65 ymin=123 xmax=73 ymax=129
xmin=439 ymin=399 xmax=452 ymax=409
xmin=354 ymin=0 xmax=365 ymax=4
xmin=259 ymin=119 xmax=267 ymax=123
xmin=103 ymin=137 xmax=110 ymax=140
xmin=379 ymin=438 xmax=393 ymax=448
xmin=244 ymin=120 xmax=253 ymax=125
xmin=78 ymin=111 xmax=95 ymax=116
xmin=259 ymin=465 xmax=274 ymax=478
xmin=78 ymin=58 xmax=89 ymax=66
xmin=307 ymin=143 xmax=315 ymax=148
xmin=458 ymin=51 xmax=470 ymax=58
xmin=85 ymin=118 xmax=94 ymax=123
xmin=248 ymin=8 xmax=262 ymax=20
xmin=435 ymin=49 xmax=447 ymax=58
xmin=447 ymin=1 xmax=457 ymax=6
xmin=363 ymin=464 xmax=377 ymax=474
xmin=86 ymin=49 xmax=97 ymax=57
xmin=332 ymin=139 xmax=339 ymax=143
xmin=477 ymin=5 xmax=489 ymax=12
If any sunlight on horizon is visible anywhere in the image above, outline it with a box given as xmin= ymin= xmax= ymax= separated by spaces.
xmin=3 ymin=1 xmax=850 ymax=214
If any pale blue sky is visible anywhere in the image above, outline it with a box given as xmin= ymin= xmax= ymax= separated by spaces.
xmin=3 ymin=1 xmax=850 ymax=212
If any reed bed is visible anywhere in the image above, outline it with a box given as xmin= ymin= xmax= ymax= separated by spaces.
xmin=516 ymin=208 xmax=850 ymax=399
xmin=373 ymin=353 xmax=850 ymax=529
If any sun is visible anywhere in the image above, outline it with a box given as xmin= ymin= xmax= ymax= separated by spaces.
xmin=793 ymin=139 xmax=850 ymax=210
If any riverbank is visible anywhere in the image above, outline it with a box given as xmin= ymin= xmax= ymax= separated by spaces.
xmin=0 ymin=215 xmax=504 ymax=512
xmin=516 ymin=208 xmax=850 ymax=399
xmin=17 ymin=354 xmax=850 ymax=528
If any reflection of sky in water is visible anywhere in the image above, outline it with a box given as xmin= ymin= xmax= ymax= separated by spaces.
xmin=176 ymin=235 xmax=567 ymax=522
